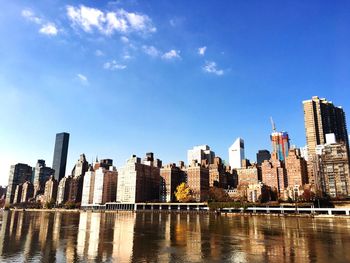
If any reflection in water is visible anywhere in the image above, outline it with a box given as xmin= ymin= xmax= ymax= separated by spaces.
xmin=1 ymin=211 xmax=350 ymax=262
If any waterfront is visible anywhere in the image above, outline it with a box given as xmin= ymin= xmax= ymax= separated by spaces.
xmin=0 ymin=211 xmax=350 ymax=262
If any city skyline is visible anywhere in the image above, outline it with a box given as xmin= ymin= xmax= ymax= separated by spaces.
xmin=1 ymin=1 xmax=350 ymax=185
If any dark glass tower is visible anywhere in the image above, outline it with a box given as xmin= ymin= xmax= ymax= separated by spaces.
xmin=52 ymin=132 xmax=70 ymax=181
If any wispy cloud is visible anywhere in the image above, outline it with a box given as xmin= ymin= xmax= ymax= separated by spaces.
xmin=66 ymin=5 xmax=156 ymax=36
xmin=77 ymin=73 xmax=89 ymax=85
xmin=21 ymin=9 xmax=42 ymax=24
xmin=21 ymin=8 xmax=58 ymax=36
xmin=198 ymin=46 xmax=207 ymax=56
xmin=95 ymin=49 xmax=104 ymax=56
xmin=202 ymin=61 xmax=224 ymax=76
xmin=162 ymin=50 xmax=181 ymax=60
xmin=104 ymin=60 xmax=127 ymax=70
xmin=39 ymin=23 xmax=58 ymax=35
xmin=120 ymin=36 xmax=129 ymax=43
xmin=123 ymin=53 xmax=132 ymax=60
xmin=142 ymin=45 xmax=160 ymax=57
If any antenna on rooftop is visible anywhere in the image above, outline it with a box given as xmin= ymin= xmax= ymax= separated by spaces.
xmin=270 ymin=117 xmax=276 ymax=132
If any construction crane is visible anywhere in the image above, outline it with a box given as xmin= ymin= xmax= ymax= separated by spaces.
xmin=270 ymin=117 xmax=276 ymax=132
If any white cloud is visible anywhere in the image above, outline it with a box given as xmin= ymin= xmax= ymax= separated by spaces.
xmin=123 ymin=53 xmax=132 ymax=60
xmin=142 ymin=45 xmax=160 ymax=57
xmin=21 ymin=9 xmax=42 ymax=24
xmin=66 ymin=5 xmax=156 ymax=35
xmin=95 ymin=49 xmax=104 ymax=56
xmin=77 ymin=73 xmax=89 ymax=85
xmin=21 ymin=8 xmax=59 ymax=36
xmin=198 ymin=46 xmax=207 ymax=56
xmin=162 ymin=49 xmax=181 ymax=60
xmin=202 ymin=61 xmax=224 ymax=76
xmin=120 ymin=36 xmax=129 ymax=43
xmin=39 ymin=23 xmax=58 ymax=35
xmin=104 ymin=60 xmax=127 ymax=70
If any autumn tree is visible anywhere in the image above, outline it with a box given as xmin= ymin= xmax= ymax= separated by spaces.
xmin=208 ymin=187 xmax=231 ymax=202
xmin=175 ymin=183 xmax=193 ymax=202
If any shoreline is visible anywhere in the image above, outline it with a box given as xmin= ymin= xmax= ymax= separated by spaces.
xmin=3 ymin=208 xmax=350 ymax=219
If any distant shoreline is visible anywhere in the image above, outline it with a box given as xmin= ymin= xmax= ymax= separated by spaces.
xmin=3 ymin=208 xmax=350 ymax=219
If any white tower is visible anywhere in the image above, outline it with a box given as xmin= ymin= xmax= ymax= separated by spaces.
xmin=228 ymin=138 xmax=245 ymax=169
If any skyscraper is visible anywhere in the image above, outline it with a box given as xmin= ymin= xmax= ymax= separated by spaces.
xmin=5 ymin=163 xmax=32 ymax=204
xmin=228 ymin=138 xmax=245 ymax=169
xmin=303 ymin=96 xmax=349 ymax=183
xmin=270 ymin=132 xmax=290 ymax=161
xmin=303 ymin=96 xmax=349 ymax=155
xmin=52 ymin=132 xmax=70 ymax=181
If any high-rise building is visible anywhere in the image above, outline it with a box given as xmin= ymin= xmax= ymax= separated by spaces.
xmin=13 ymin=184 xmax=23 ymax=204
xmin=52 ymin=132 xmax=70 ymax=181
xmin=187 ymin=145 xmax=215 ymax=166
xmin=303 ymin=96 xmax=349 ymax=183
xmin=81 ymin=165 xmax=95 ymax=206
xmin=261 ymin=153 xmax=287 ymax=194
xmin=235 ymin=164 xmax=260 ymax=186
xmin=228 ymin=138 xmax=245 ymax=169
xmin=315 ymin=141 xmax=350 ymax=198
xmin=285 ymin=149 xmax=308 ymax=187
xmin=67 ymin=154 xmax=89 ymax=203
xmin=21 ymin=181 xmax=34 ymax=203
xmin=186 ymin=160 xmax=209 ymax=202
xmin=43 ymin=176 xmax=58 ymax=203
xmin=160 ymin=162 xmax=186 ymax=202
xmin=33 ymin=160 xmax=55 ymax=197
xmin=256 ymin=150 xmax=271 ymax=166
xmin=93 ymin=166 xmax=118 ymax=205
xmin=117 ymin=154 xmax=161 ymax=203
xmin=56 ymin=176 xmax=72 ymax=205
xmin=71 ymin=154 xmax=89 ymax=178
xmin=5 ymin=163 xmax=32 ymax=204
xmin=209 ymin=157 xmax=227 ymax=188
xmin=271 ymin=132 xmax=290 ymax=161
xmin=303 ymin=96 xmax=349 ymax=153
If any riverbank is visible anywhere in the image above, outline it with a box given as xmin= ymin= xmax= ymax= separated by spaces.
xmin=5 ymin=207 xmax=350 ymax=219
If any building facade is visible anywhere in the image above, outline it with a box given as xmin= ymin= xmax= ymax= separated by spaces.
xmin=271 ymin=131 xmax=290 ymax=161
xmin=117 ymin=154 xmax=161 ymax=203
xmin=261 ymin=153 xmax=287 ymax=194
xmin=228 ymin=138 xmax=245 ymax=169
xmin=160 ymin=163 xmax=186 ymax=202
xmin=235 ymin=165 xmax=260 ymax=186
xmin=21 ymin=181 xmax=34 ymax=203
xmin=209 ymin=157 xmax=227 ymax=188
xmin=44 ymin=176 xmax=58 ymax=203
xmin=56 ymin=176 xmax=72 ymax=205
xmin=5 ymin=163 xmax=32 ymax=204
xmin=285 ymin=148 xmax=308 ymax=187
xmin=186 ymin=160 xmax=209 ymax=202
xmin=316 ymin=142 xmax=350 ymax=198
xmin=52 ymin=132 xmax=70 ymax=181
xmin=303 ymin=96 xmax=349 ymax=184
xmin=256 ymin=150 xmax=271 ymax=166
xmin=81 ymin=166 xmax=95 ymax=206
xmin=33 ymin=159 xmax=54 ymax=197
xmin=187 ymin=145 xmax=215 ymax=166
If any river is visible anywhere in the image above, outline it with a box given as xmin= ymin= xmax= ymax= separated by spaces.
xmin=0 ymin=211 xmax=350 ymax=262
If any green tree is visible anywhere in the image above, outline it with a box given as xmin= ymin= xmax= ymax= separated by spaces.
xmin=175 ymin=183 xmax=193 ymax=202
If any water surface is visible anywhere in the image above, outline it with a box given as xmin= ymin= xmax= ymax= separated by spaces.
xmin=0 ymin=211 xmax=350 ymax=262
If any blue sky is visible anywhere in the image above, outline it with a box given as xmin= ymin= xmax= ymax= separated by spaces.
xmin=1 ymin=0 xmax=350 ymax=185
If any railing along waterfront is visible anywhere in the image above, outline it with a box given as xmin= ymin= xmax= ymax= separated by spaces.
xmin=80 ymin=203 xmax=350 ymax=215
